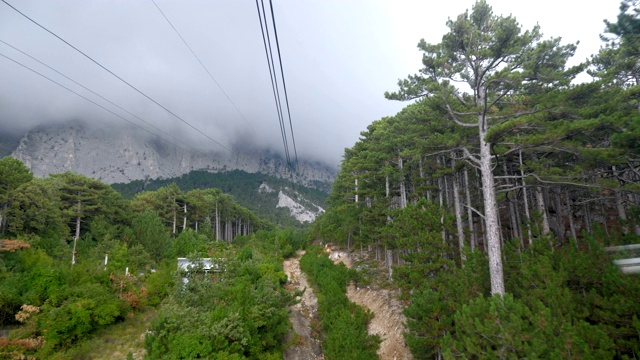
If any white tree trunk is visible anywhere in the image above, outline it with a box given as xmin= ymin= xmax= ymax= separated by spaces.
xmin=72 ymin=200 xmax=81 ymax=266
xmin=519 ymin=150 xmax=533 ymax=244
xmin=478 ymin=110 xmax=505 ymax=296
xmin=215 ymin=203 xmax=219 ymax=241
xmin=463 ymin=168 xmax=476 ymax=252
xmin=451 ymin=157 xmax=466 ymax=264
xmin=535 ymin=187 xmax=550 ymax=235
xmin=182 ymin=203 xmax=187 ymax=231
xmin=398 ymin=152 xmax=407 ymax=209
xmin=453 ymin=175 xmax=466 ymax=263
xmin=355 ymin=177 xmax=359 ymax=203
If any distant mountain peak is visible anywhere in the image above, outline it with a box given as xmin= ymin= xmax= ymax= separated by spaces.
xmin=11 ymin=121 xmax=336 ymax=191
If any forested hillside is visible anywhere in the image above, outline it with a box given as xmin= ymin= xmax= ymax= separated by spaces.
xmin=0 ymin=156 xmax=306 ymax=358
xmin=112 ymin=169 xmax=329 ymax=228
xmin=312 ymin=0 xmax=640 ymax=357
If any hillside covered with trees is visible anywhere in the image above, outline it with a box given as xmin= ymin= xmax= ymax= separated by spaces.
xmin=0 ymin=155 xmax=306 ymax=358
xmin=312 ymin=0 xmax=640 ymax=357
xmin=112 ymin=169 xmax=329 ymax=228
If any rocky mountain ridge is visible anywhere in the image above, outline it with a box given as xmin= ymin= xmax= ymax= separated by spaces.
xmin=10 ymin=122 xmax=336 ymax=191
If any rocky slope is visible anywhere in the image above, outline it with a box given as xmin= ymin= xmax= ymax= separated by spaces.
xmin=11 ymin=121 xmax=336 ymax=190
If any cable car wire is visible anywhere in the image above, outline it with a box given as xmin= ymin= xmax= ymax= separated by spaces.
xmin=267 ymin=0 xmax=298 ymax=170
xmin=1 ymin=0 xmax=232 ymax=153
xmin=255 ymin=0 xmax=292 ymax=170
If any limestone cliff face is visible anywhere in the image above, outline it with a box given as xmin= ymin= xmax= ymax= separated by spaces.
xmin=11 ymin=122 xmax=336 ymax=191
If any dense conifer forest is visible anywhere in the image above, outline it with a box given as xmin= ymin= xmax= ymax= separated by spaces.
xmin=310 ymin=0 xmax=640 ymax=357
xmin=112 ymin=170 xmax=329 ymax=228
xmin=1 ymin=1 xmax=640 ymax=359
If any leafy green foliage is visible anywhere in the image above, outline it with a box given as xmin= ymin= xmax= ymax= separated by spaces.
xmin=36 ymin=282 xmax=129 ymax=352
xmin=144 ymin=231 xmax=292 ymax=359
xmin=300 ymin=248 xmax=379 ymax=359
xmin=126 ymin=209 xmax=171 ymax=263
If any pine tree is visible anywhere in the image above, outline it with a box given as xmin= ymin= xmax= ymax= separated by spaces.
xmin=385 ymin=0 xmax=580 ymax=295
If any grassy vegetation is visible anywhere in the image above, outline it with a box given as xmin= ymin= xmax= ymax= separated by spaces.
xmin=46 ymin=310 xmax=155 ymax=360
xmin=300 ymin=246 xmax=379 ymax=360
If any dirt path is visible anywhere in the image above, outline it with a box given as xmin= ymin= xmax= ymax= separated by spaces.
xmin=330 ymin=249 xmax=413 ymax=360
xmin=283 ymin=250 xmax=323 ymax=360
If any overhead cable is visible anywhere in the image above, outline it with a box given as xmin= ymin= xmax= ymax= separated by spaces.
xmin=267 ymin=0 xmax=298 ymax=170
xmin=150 ymin=0 xmax=251 ymax=126
xmin=255 ymin=0 xmax=292 ymax=170
xmin=0 ymin=51 xmax=188 ymax=152
xmin=1 ymin=0 xmax=232 ymax=153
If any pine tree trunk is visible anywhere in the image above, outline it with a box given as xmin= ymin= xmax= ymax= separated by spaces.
xmin=519 ymin=151 xmax=533 ymax=244
xmin=355 ymin=177 xmax=359 ymax=203
xmin=583 ymin=203 xmax=592 ymax=236
xmin=172 ymin=206 xmax=177 ymax=235
xmin=451 ymin=156 xmax=466 ymax=264
xmin=464 ymin=167 xmax=476 ymax=252
xmin=386 ymin=175 xmax=390 ymax=198
xmin=72 ymin=200 xmax=81 ymax=266
xmin=615 ymin=190 xmax=628 ymax=234
xmin=565 ymin=189 xmax=577 ymax=243
xmin=439 ymin=176 xmax=446 ymax=244
xmin=398 ymin=151 xmax=407 ymax=209
xmin=535 ymin=186 xmax=551 ymax=236
xmin=215 ymin=203 xmax=219 ymax=241
xmin=478 ymin=108 xmax=505 ymax=296
xmin=182 ymin=203 xmax=187 ymax=231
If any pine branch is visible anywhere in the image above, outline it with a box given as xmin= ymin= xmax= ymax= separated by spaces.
xmin=445 ymin=104 xmax=478 ymax=127
xmin=463 ymin=204 xmax=486 ymax=220
xmin=461 ymin=147 xmax=481 ymax=168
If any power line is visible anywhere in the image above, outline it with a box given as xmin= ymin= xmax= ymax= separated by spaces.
xmin=0 ymin=39 xmax=193 ymax=151
xmin=259 ymin=0 xmax=291 ymax=170
xmin=0 ymin=51 xmax=188 ymax=152
xmin=149 ymin=0 xmax=251 ymax=126
xmin=1 ymin=0 xmax=232 ymax=153
xmin=267 ymin=0 xmax=298 ymax=170
xmin=256 ymin=0 xmax=292 ymax=170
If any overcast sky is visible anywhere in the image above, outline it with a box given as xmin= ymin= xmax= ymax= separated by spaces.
xmin=0 ymin=0 xmax=620 ymax=166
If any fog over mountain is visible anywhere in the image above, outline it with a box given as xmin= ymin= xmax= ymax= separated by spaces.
xmin=10 ymin=120 xmax=336 ymax=190
xmin=0 ymin=1 xmax=618 ymax=166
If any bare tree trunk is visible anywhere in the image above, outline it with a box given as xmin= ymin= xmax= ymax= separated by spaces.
xmin=565 ymin=189 xmax=577 ymax=244
xmin=355 ymin=177 xmax=359 ymax=203
xmin=385 ymin=175 xmax=390 ymax=198
xmin=583 ymin=203 xmax=592 ymax=235
xmin=478 ymin=108 xmax=505 ymax=296
xmin=519 ymin=151 xmax=533 ymax=245
xmin=451 ymin=155 xmax=466 ymax=264
xmin=215 ymin=203 xmax=219 ymax=241
xmin=182 ymin=203 xmax=187 ymax=231
xmin=172 ymin=203 xmax=177 ymax=236
xmin=464 ymin=167 xmax=476 ymax=252
xmin=72 ymin=200 xmax=81 ymax=266
xmin=535 ymin=186 xmax=550 ymax=236
xmin=399 ymin=151 xmax=407 ymax=209
xmin=503 ymin=162 xmax=519 ymax=241
xmin=439 ymin=176 xmax=446 ymax=244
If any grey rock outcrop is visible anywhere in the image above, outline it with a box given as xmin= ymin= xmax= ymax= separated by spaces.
xmin=11 ymin=122 xmax=336 ymax=191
